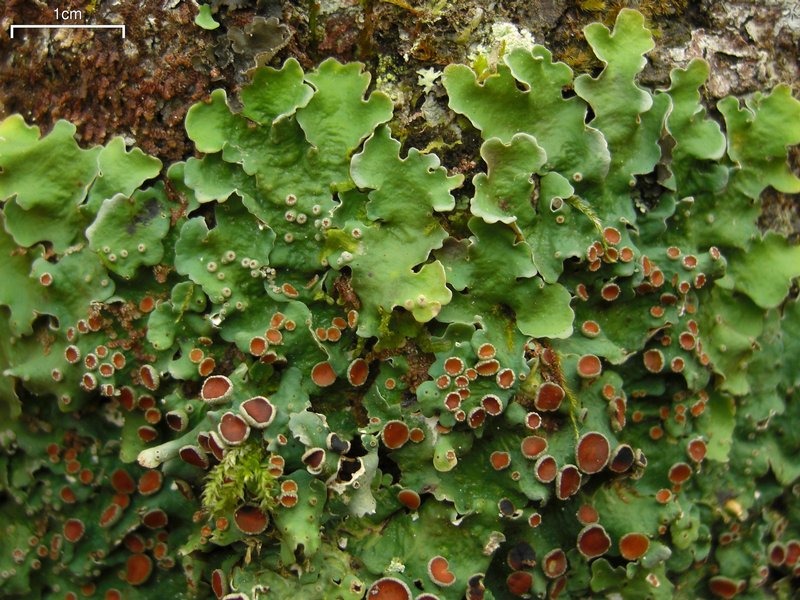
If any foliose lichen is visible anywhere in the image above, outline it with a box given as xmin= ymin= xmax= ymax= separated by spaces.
xmin=1 ymin=9 xmax=800 ymax=600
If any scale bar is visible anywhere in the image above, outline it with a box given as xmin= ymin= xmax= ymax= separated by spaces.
xmin=10 ymin=24 xmax=125 ymax=38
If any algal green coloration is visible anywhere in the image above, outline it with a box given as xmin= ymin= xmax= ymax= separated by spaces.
xmin=1 ymin=10 xmax=800 ymax=600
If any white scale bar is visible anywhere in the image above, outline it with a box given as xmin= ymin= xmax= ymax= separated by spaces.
xmin=10 ymin=24 xmax=125 ymax=38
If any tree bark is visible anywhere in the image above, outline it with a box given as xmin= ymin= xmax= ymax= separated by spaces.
xmin=1 ymin=0 xmax=797 ymax=233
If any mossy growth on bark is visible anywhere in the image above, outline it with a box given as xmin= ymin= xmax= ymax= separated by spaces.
xmin=1 ymin=9 xmax=800 ymax=600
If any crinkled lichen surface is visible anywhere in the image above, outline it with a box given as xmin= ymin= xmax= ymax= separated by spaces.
xmin=2 ymin=9 xmax=800 ymax=600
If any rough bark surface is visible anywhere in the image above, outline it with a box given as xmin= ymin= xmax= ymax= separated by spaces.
xmin=1 ymin=0 xmax=798 ymax=228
